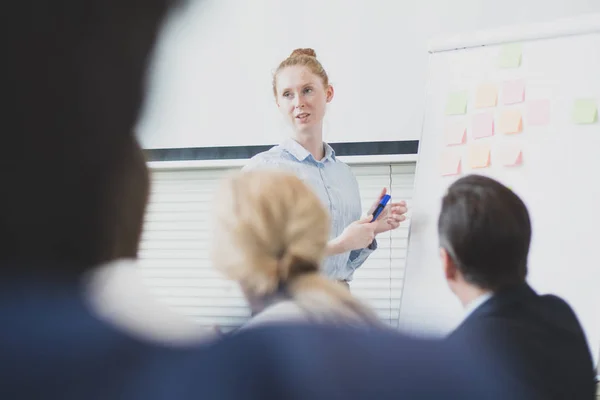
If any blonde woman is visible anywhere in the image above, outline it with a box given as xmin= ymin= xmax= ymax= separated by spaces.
xmin=211 ymin=169 xmax=382 ymax=329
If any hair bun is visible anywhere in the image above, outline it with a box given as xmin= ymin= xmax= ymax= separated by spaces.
xmin=290 ymin=48 xmax=317 ymax=58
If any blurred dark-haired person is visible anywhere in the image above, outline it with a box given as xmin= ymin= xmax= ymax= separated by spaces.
xmin=0 ymin=0 xmax=521 ymax=399
xmin=439 ymin=174 xmax=596 ymax=399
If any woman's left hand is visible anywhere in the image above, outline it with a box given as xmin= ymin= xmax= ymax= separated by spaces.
xmin=368 ymin=188 xmax=408 ymax=235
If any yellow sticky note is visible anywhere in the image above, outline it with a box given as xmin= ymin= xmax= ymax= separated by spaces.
xmin=445 ymin=91 xmax=468 ymax=115
xmin=469 ymin=144 xmax=491 ymax=169
xmin=499 ymin=109 xmax=523 ymax=134
xmin=440 ymin=151 xmax=461 ymax=176
xmin=444 ymin=121 xmax=467 ymax=146
xmin=498 ymin=43 xmax=522 ymax=68
xmin=572 ymin=99 xmax=597 ymax=124
xmin=497 ymin=144 xmax=523 ymax=167
xmin=475 ymin=84 xmax=498 ymax=108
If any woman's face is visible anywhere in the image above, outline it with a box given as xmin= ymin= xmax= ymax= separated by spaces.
xmin=275 ymin=65 xmax=333 ymax=136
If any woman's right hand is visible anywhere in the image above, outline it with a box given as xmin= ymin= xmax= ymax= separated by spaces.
xmin=336 ymin=216 xmax=378 ymax=252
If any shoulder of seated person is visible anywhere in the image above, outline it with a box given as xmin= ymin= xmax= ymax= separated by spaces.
xmin=243 ymin=301 xmax=307 ymax=329
xmin=83 ymin=259 xmax=217 ymax=346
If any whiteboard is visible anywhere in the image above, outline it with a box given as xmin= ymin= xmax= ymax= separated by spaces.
xmin=398 ymin=14 xmax=600 ymax=366
xmin=137 ymin=0 xmax=600 ymax=149
xmin=136 ymin=0 xmax=428 ymax=149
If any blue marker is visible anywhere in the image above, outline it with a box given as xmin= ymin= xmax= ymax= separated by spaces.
xmin=371 ymin=194 xmax=391 ymax=222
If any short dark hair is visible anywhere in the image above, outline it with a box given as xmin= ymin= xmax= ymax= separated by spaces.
xmin=2 ymin=1 xmax=178 ymax=275
xmin=438 ymin=174 xmax=531 ymax=291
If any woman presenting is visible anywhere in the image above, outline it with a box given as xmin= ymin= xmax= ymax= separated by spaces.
xmin=244 ymin=48 xmax=408 ymax=287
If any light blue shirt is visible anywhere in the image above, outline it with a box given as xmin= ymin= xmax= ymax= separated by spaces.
xmin=243 ymin=138 xmax=376 ymax=281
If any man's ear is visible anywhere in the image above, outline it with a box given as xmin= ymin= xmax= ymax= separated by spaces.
xmin=440 ymin=247 xmax=458 ymax=281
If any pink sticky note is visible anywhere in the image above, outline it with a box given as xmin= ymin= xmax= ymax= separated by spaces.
xmin=527 ymin=100 xmax=550 ymax=126
xmin=444 ymin=121 xmax=467 ymax=146
xmin=475 ymin=84 xmax=498 ymax=108
xmin=497 ymin=144 xmax=523 ymax=167
xmin=469 ymin=144 xmax=491 ymax=169
xmin=472 ymin=112 xmax=494 ymax=139
xmin=499 ymin=109 xmax=523 ymax=134
xmin=502 ymin=80 xmax=525 ymax=105
xmin=440 ymin=151 xmax=461 ymax=176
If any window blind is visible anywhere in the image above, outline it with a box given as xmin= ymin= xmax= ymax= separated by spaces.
xmin=138 ymin=162 xmax=415 ymax=330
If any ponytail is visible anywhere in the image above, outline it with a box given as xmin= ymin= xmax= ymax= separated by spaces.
xmin=281 ymin=254 xmax=382 ymax=328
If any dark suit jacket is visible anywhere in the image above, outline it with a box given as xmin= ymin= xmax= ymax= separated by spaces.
xmin=0 ymin=272 xmax=510 ymax=400
xmin=447 ymin=283 xmax=596 ymax=399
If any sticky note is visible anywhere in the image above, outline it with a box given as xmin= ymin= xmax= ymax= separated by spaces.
xmin=499 ymin=109 xmax=523 ymax=134
xmin=444 ymin=121 xmax=467 ymax=146
xmin=445 ymin=91 xmax=468 ymax=115
xmin=440 ymin=151 xmax=461 ymax=176
xmin=498 ymin=43 xmax=522 ymax=68
xmin=497 ymin=144 xmax=523 ymax=167
xmin=527 ymin=100 xmax=550 ymax=126
xmin=572 ymin=99 xmax=597 ymax=124
xmin=502 ymin=80 xmax=525 ymax=104
xmin=475 ymin=84 xmax=498 ymax=108
xmin=472 ymin=112 xmax=494 ymax=139
xmin=469 ymin=144 xmax=491 ymax=169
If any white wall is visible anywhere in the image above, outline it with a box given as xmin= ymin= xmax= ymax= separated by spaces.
xmin=137 ymin=0 xmax=600 ymax=149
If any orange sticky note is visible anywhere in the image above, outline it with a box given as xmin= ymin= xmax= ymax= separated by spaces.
xmin=440 ymin=151 xmax=461 ymax=176
xmin=475 ymin=84 xmax=498 ymax=108
xmin=499 ymin=109 xmax=523 ymax=134
xmin=444 ymin=121 xmax=467 ymax=146
xmin=502 ymin=80 xmax=525 ymax=104
xmin=527 ymin=100 xmax=550 ymax=126
xmin=468 ymin=144 xmax=491 ymax=169
xmin=472 ymin=112 xmax=494 ymax=139
xmin=497 ymin=144 xmax=523 ymax=167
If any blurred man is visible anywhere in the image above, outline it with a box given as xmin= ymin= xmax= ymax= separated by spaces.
xmin=439 ymin=174 xmax=596 ymax=399
xmin=1 ymin=1 xmax=512 ymax=398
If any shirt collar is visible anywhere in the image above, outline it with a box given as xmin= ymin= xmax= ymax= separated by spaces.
xmin=323 ymin=142 xmax=336 ymax=161
xmin=463 ymin=291 xmax=493 ymax=319
xmin=281 ymin=138 xmax=336 ymax=163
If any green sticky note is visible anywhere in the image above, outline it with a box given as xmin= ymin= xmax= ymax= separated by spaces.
xmin=572 ymin=99 xmax=598 ymax=124
xmin=498 ymin=43 xmax=522 ymax=68
xmin=445 ymin=91 xmax=468 ymax=115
